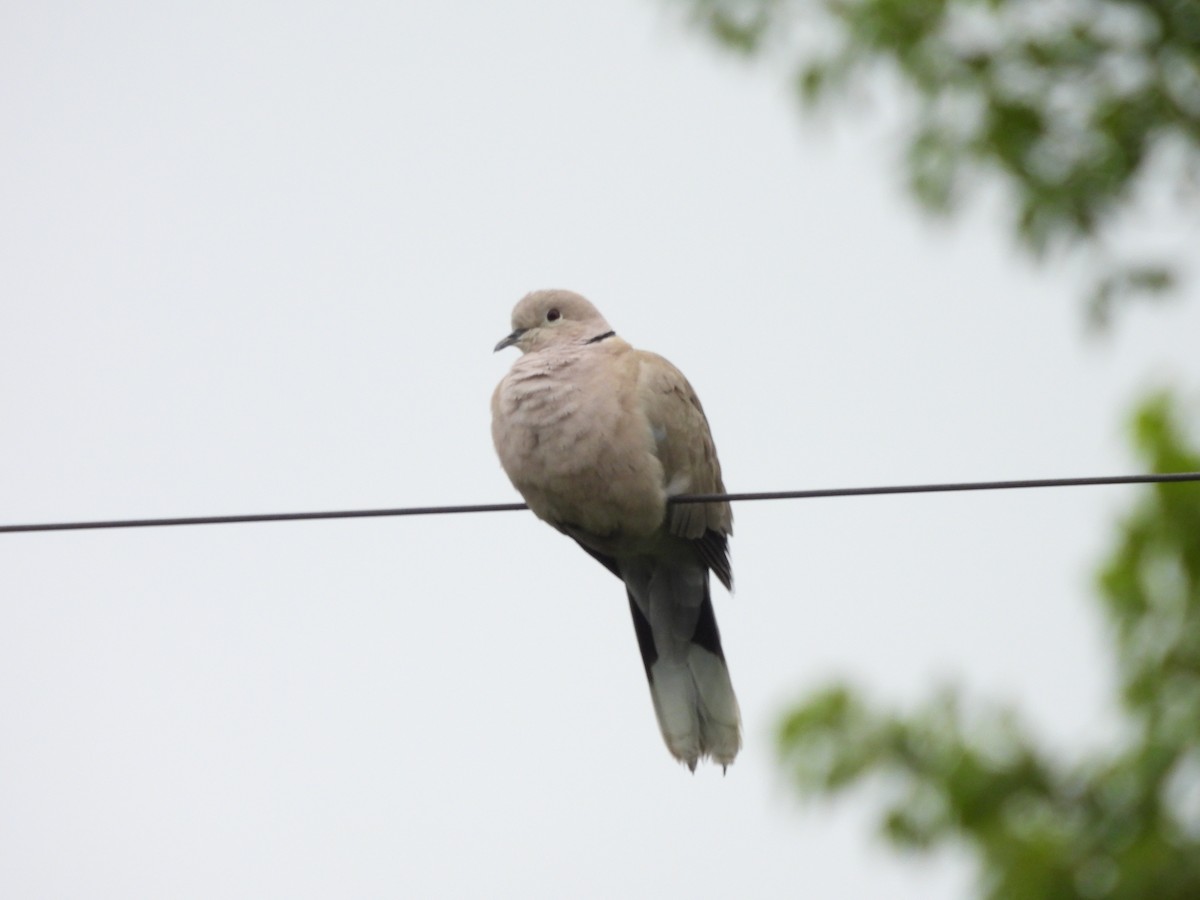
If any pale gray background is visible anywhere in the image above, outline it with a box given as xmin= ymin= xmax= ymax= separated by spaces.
xmin=2 ymin=2 xmax=1198 ymax=898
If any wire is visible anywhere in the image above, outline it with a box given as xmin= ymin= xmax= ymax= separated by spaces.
xmin=1 ymin=472 xmax=1198 ymax=535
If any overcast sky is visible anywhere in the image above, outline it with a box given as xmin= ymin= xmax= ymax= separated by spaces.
xmin=3 ymin=2 xmax=1199 ymax=898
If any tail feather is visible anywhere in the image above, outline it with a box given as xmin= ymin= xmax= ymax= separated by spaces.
xmin=686 ymin=641 xmax=741 ymax=767
xmin=625 ymin=563 xmax=741 ymax=770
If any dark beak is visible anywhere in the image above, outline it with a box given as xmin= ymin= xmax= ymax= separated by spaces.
xmin=494 ymin=328 xmax=526 ymax=352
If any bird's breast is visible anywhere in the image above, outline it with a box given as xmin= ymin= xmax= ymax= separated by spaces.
xmin=492 ymin=354 xmax=665 ymax=538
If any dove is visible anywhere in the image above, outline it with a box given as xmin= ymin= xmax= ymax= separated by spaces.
xmin=491 ymin=289 xmax=740 ymax=770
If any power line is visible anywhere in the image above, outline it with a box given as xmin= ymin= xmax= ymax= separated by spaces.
xmin=1 ymin=472 xmax=1198 ymax=535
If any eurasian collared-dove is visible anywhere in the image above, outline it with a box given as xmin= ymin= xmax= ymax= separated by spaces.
xmin=491 ymin=289 xmax=740 ymax=771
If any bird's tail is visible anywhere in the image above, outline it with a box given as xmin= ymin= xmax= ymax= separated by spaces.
xmin=625 ymin=563 xmax=741 ymax=771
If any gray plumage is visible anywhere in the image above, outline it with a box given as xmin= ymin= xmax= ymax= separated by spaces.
xmin=491 ymin=289 xmax=740 ymax=770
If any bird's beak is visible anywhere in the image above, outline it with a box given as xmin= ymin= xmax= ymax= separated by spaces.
xmin=494 ymin=328 xmax=526 ymax=352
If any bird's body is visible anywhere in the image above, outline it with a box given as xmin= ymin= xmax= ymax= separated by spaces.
xmin=491 ymin=289 xmax=740 ymax=770
xmin=492 ymin=337 xmax=663 ymax=542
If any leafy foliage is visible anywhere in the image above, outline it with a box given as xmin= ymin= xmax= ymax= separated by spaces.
xmin=675 ymin=2 xmax=1200 ymax=892
xmin=776 ymin=394 xmax=1200 ymax=899
xmin=678 ymin=0 xmax=1200 ymax=317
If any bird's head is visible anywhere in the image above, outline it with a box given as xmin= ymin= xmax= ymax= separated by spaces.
xmin=494 ymin=289 xmax=614 ymax=354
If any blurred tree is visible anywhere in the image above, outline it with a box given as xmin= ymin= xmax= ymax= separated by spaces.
xmin=775 ymin=394 xmax=1200 ymax=899
xmin=678 ymin=0 xmax=1200 ymax=325
xmin=672 ymin=3 xmax=1200 ymax=895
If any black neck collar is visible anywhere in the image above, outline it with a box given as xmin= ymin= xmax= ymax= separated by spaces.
xmin=585 ymin=330 xmax=616 ymax=345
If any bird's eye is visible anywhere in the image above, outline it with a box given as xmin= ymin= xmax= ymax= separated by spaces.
xmin=546 ymin=309 xmax=561 ymax=322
